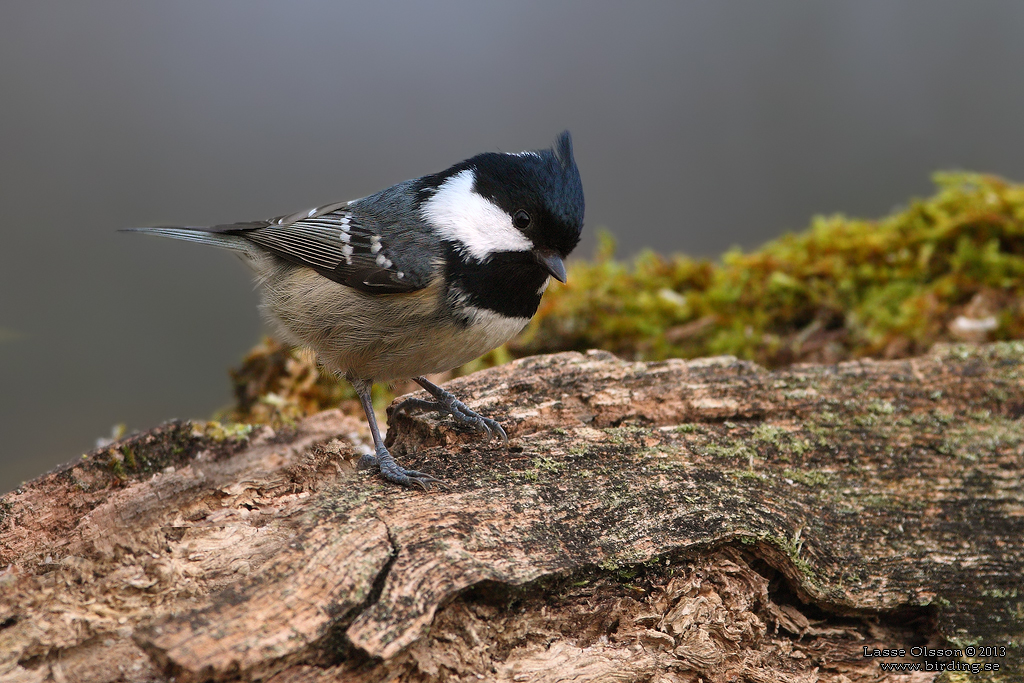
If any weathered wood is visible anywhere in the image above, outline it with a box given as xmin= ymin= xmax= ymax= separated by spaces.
xmin=2 ymin=343 xmax=1022 ymax=682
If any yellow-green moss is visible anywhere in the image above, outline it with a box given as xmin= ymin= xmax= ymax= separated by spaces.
xmin=515 ymin=172 xmax=1024 ymax=366
xmin=229 ymin=172 xmax=1024 ymax=422
xmin=192 ymin=420 xmax=254 ymax=442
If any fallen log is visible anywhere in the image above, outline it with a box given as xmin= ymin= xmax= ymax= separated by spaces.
xmin=2 ymin=343 xmax=1022 ymax=682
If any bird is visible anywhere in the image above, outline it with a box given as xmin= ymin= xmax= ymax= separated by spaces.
xmin=126 ymin=131 xmax=584 ymax=489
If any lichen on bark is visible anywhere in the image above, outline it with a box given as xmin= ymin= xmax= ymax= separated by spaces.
xmin=2 ymin=343 xmax=1021 ymax=682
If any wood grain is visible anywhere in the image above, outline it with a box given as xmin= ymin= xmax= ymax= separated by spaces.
xmin=2 ymin=343 xmax=1022 ymax=682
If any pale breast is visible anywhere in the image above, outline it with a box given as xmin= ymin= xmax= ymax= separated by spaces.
xmin=256 ymin=264 xmax=528 ymax=383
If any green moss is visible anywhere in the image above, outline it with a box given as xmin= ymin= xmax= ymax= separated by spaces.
xmin=859 ymin=494 xmax=895 ymax=509
xmin=193 ymin=421 xmax=254 ymax=442
xmin=730 ymin=469 xmax=768 ymax=482
xmin=515 ymin=172 xmax=1024 ymax=367
xmin=804 ymin=424 xmax=832 ymax=449
xmin=701 ymin=440 xmax=755 ymax=463
xmin=778 ymin=539 xmax=815 ymax=579
xmin=749 ymin=424 xmax=815 ymax=461
xmin=742 ymin=530 xmax=816 ymax=579
xmin=121 ymin=446 xmax=137 ymax=470
xmin=531 ymin=456 xmax=564 ymax=473
xmin=935 ymin=415 xmax=1024 ymax=460
xmin=227 ymin=172 xmax=1024 ymax=422
xmin=867 ymin=399 xmax=896 ymax=415
xmin=673 ymin=423 xmax=700 ymax=434
xmin=853 ymin=413 xmax=879 ymax=428
xmin=598 ymin=548 xmax=651 ymax=584
xmin=603 ymin=425 xmax=649 ymax=447
xmin=107 ymin=451 xmax=127 ymax=480
xmin=783 ymin=469 xmax=831 ymax=487
xmin=752 ymin=424 xmax=785 ymax=445
xmin=987 ymin=387 xmax=1010 ymax=403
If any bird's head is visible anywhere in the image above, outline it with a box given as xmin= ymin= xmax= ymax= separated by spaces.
xmin=419 ymin=130 xmax=584 ymax=282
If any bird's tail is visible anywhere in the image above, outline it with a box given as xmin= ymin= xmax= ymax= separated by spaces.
xmin=121 ymin=226 xmax=251 ymax=252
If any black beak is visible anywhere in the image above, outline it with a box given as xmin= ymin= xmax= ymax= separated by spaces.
xmin=535 ymin=251 xmax=567 ymax=283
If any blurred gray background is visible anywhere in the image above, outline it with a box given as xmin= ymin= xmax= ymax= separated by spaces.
xmin=3 ymin=1 xmax=1024 ymax=493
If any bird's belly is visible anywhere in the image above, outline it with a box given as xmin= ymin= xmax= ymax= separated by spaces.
xmin=259 ymin=267 xmax=528 ymax=382
xmin=360 ymin=309 xmax=528 ymax=381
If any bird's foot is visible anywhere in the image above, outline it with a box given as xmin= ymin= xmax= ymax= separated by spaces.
xmin=358 ymin=444 xmax=441 ymax=491
xmin=393 ymin=391 xmax=508 ymax=444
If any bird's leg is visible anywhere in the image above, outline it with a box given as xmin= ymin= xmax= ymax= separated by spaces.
xmin=352 ymin=377 xmax=441 ymax=490
xmin=392 ymin=376 xmax=508 ymax=444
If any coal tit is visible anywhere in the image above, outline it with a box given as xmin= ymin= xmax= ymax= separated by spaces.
xmin=127 ymin=131 xmax=584 ymax=489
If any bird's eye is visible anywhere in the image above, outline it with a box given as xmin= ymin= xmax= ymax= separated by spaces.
xmin=513 ymin=210 xmax=531 ymax=229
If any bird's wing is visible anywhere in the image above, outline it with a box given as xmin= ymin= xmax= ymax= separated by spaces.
xmin=214 ymin=200 xmax=431 ymax=295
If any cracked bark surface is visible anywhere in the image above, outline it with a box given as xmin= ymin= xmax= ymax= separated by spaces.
xmin=1 ymin=343 xmax=1022 ymax=682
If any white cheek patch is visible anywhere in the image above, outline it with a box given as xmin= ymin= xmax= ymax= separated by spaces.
xmin=421 ymin=169 xmax=533 ymax=261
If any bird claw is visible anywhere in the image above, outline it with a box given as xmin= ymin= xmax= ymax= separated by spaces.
xmin=360 ymin=446 xmax=442 ymax=491
xmin=393 ymin=388 xmax=509 ymax=445
xmin=452 ymin=401 xmax=509 ymax=445
xmin=391 ymin=397 xmax=438 ymax=417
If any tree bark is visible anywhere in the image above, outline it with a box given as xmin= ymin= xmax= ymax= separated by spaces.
xmin=2 ymin=343 xmax=1022 ymax=682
